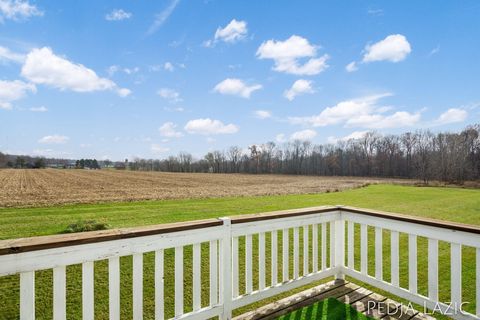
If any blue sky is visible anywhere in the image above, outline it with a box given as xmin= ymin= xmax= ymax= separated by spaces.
xmin=0 ymin=0 xmax=479 ymax=160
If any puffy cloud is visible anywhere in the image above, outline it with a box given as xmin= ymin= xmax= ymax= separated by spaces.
xmin=0 ymin=79 xmax=36 ymax=110
xmin=345 ymin=61 xmax=358 ymax=72
xmin=214 ymin=19 xmax=247 ymax=43
xmin=256 ymin=35 xmax=329 ymax=75
xmin=151 ymin=144 xmax=170 ymax=154
xmin=254 ymin=110 xmax=272 ymax=119
xmin=157 ymin=88 xmax=182 ymax=103
xmin=213 ymin=78 xmax=262 ymax=98
xmin=289 ymin=93 xmax=420 ymax=129
xmin=21 ymin=47 xmax=130 ymax=96
xmin=105 ymin=9 xmax=132 ymax=21
xmin=0 ymin=46 xmax=25 ymax=63
xmin=434 ymin=108 xmax=468 ymax=125
xmin=0 ymin=0 xmax=43 ymax=22
xmin=290 ymin=129 xmax=317 ymax=141
xmin=159 ymin=122 xmax=183 ymax=138
xmin=184 ymin=118 xmax=238 ymax=135
xmin=327 ymin=131 xmax=369 ymax=144
xmin=38 ymin=135 xmax=69 ymax=144
xmin=30 ymin=106 xmax=47 ymax=112
xmin=284 ymin=79 xmax=314 ymax=101
xmin=363 ymin=34 xmax=411 ymax=63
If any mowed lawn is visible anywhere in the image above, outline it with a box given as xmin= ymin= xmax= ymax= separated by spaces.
xmin=0 ymin=184 xmax=479 ymax=319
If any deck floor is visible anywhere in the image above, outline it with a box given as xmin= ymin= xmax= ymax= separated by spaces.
xmin=234 ymin=280 xmax=436 ymax=320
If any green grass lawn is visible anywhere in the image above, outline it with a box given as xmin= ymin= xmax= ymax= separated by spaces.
xmin=0 ymin=184 xmax=479 ymax=319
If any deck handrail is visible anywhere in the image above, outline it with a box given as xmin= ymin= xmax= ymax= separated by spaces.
xmin=1 ymin=205 xmax=479 ymax=255
xmin=0 ymin=206 xmax=479 ymax=320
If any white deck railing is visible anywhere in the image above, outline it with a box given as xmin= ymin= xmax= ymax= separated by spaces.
xmin=0 ymin=206 xmax=479 ymax=320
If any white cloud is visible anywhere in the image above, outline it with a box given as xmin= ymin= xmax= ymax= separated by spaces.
xmin=0 ymin=0 xmax=43 ymax=22
xmin=213 ymin=78 xmax=262 ymax=98
xmin=159 ymin=122 xmax=183 ymax=138
xmin=290 ymin=129 xmax=317 ymax=141
xmin=434 ymin=108 xmax=468 ymax=125
xmin=284 ymin=79 xmax=314 ymax=101
xmin=117 ymin=88 xmax=131 ymax=97
xmin=254 ymin=110 xmax=272 ymax=119
xmin=105 ymin=9 xmax=132 ymax=21
xmin=0 ymin=46 xmax=25 ymax=63
xmin=147 ymin=0 xmax=180 ymax=35
xmin=0 ymin=79 xmax=36 ymax=110
xmin=256 ymin=35 xmax=329 ymax=75
xmin=289 ymin=93 xmax=420 ymax=129
xmin=151 ymin=143 xmax=170 ymax=154
xmin=327 ymin=131 xmax=369 ymax=144
xmin=164 ymin=62 xmax=174 ymax=71
xmin=21 ymin=47 xmax=130 ymax=96
xmin=363 ymin=34 xmax=411 ymax=63
xmin=184 ymin=118 xmax=238 ymax=135
xmin=345 ymin=61 xmax=358 ymax=72
xmin=157 ymin=88 xmax=181 ymax=103
xmin=214 ymin=19 xmax=247 ymax=43
xmin=346 ymin=111 xmax=420 ymax=129
xmin=38 ymin=135 xmax=69 ymax=144
xmin=30 ymin=106 xmax=47 ymax=112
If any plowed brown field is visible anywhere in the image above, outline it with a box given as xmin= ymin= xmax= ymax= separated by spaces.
xmin=0 ymin=169 xmax=413 ymax=208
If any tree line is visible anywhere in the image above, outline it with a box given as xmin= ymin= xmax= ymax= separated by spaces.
xmin=128 ymin=124 xmax=480 ymax=183
xmin=1 ymin=124 xmax=479 ymax=183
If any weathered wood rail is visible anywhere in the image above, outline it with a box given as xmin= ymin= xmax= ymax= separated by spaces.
xmin=0 ymin=206 xmax=479 ymax=320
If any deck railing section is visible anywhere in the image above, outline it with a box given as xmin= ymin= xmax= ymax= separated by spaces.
xmin=0 ymin=206 xmax=479 ymax=320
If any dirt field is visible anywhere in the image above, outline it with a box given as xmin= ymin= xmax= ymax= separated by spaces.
xmin=0 ymin=169 xmax=414 ymax=208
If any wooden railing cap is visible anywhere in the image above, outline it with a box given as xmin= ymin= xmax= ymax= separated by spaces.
xmin=1 ymin=205 xmax=479 ymax=256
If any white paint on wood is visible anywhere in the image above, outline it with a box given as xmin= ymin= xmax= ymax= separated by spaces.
xmin=53 ymin=266 xmax=66 ymax=320
xmin=428 ymin=238 xmax=439 ymax=301
xmin=259 ymin=232 xmax=266 ymax=290
xmin=450 ymin=243 xmax=462 ymax=308
xmin=348 ymin=222 xmax=354 ymax=269
xmin=20 ymin=271 xmax=35 ymax=320
xmin=391 ymin=230 xmax=399 ymax=287
xmin=329 ymin=221 xmax=335 ymax=268
xmin=108 ymin=257 xmax=120 ymax=320
xmin=293 ymin=227 xmax=299 ymax=279
xmin=360 ymin=224 xmax=368 ymax=275
xmin=271 ymin=230 xmax=278 ymax=285
xmin=312 ymin=225 xmax=318 ymax=273
xmin=219 ymin=217 xmax=232 ymax=320
xmin=175 ymin=247 xmax=184 ymax=316
xmin=155 ymin=249 xmax=164 ymax=320
xmin=374 ymin=227 xmax=383 ymax=281
xmin=321 ymin=223 xmax=326 ymax=270
xmin=133 ymin=253 xmax=143 ymax=319
xmin=82 ymin=261 xmax=94 ymax=320
xmin=408 ymin=234 xmax=417 ymax=294
xmin=245 ymin=235 xmax=252 ymax=294
xmin=334 ymin=219 xmax=345 ymax=280
xmin=210 ymin=240 xmax=218 ymax=304
xmin=232 ymin=237 xmax=239 ymax=298
xmin=303 ymin=225 xmax=309 ymax=276
xmin=192 ymin=244 xmax=201 ymax=311
xmin=282 ymin=229 xmax=289 ymax=282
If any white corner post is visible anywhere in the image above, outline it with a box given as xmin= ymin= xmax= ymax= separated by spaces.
xmin=219 ymin=217 xmax=233 ymax=320
xmin=334 ymin=208 xmax=345 ymax=280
